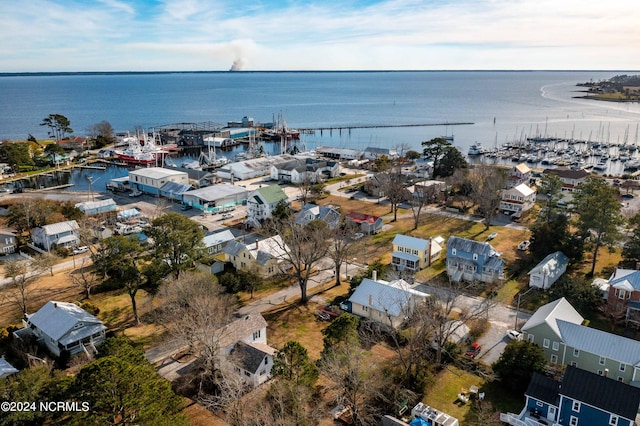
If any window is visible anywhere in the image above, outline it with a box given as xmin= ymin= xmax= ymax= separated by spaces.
xmin=452 ymin=248 xmax=456 ymax=256
xmin=253 ymin=330 xmax=261 ymax=340
xmin=571 ymin=361 xmax=577 ymax=367
xmin=620 ymin=363 xmax=626 ymax=372
xmin=618 ymin=376 xmax=624 ymax=382
xmin=543 ymin=338 xmax=550 ymax=348
xmin=551 ymin=354 xmax=558 ymax=364
xmin=570 ymin=416 xmax=578 ymax=426
xmin=610 ymin=415 xmax=619 ymax=426
xmin=552 ymin=341 xmax=559 ymax=351
xmin=599 ymin=356 xmax=606 ymax=365
xmin=528 ymin=334 xmax=534 ymax=343
xmin=473 ymin=253 xmax=478 ymax=261
xmin=536 ymin=401 xmax=543 ymax=407
xmin=598 ymin=370 xmax=604 ymax=376
xmin=573 ymin=349 xmax=580 ymax=357
xmin=572 ymin=401 xmax=581 ymax=412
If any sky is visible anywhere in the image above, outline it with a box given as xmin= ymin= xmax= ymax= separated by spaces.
xmin=1 ymin=0 xmax=639 ymax=72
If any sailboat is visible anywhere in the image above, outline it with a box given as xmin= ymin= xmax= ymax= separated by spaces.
xmin=201 ymin=138 xmax=229 ymax=168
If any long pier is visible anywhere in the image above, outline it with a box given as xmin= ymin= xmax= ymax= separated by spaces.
xmin=297 ymin=122 xmax=474 ymax=134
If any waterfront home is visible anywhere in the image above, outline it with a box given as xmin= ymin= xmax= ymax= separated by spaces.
xmin=348 ymin=274 xmax=428 ymax=329
xmin=501 ymin=366 xmax=640 ymax=426
xmin=345 ymin=211 xmax=383 ymax=234
xmin=75 ymin=198 xmax=117 ymax=216
xmin=506 ymin=163 xmax=532 ymax=189
xmin=182 ymin=184 xmax=248 ymax=213
xmin=528 ymin=251 xmax=569 ymax=290
xmin=445 ymin=236 xmax=504 ymax=284
xmin=15 ymin=301 xmax=106 ymax=357
xmin=245 ymin=184 xmax=289 ymax=228
xmin=391 ymin=234 xmax=442 ymax=272
xmin=270 ymin=158 xmax=338 ymax=184
xmin=129 ymin=167 xmax=189 ymax=197
xmin=31 ymin=220 xmax=80 ymax=251
xmin=499 ymin=183 xmax=536 ymax=217
xmin=363 ymin=146 xmax=398 ymax=161
xmin=405 ymin=180 xmax=446 ymax=201
xmin=543 ymin=168 xmax=590 ymax=193
xmin=223 ymin=235 xmax=290 ymax=277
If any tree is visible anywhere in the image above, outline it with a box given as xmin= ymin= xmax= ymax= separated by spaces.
xmin=492 ymin=339 xmax=546 ymax=393
xmin=409 ymin=182 xmax=439 ymax=230
xmin=40 ymin=114 xmax=73 ymax=140
xmin=530 ymin=211 xmax=584 ymax=263
xmin=73 ymin=343 xmax=185 ymax=425
xmin=376 ymin=166 xmax=407 ymax=222
xmin=31 ymin=252 xmax=60 ymax=276
xmin=406 ymin=150 xmax=421 ymax=160
xmin=92 ymin=235 xmax=146 ymax=323
xmin=539 ymin=174 xmax=564 ymax=220
xmin=437 ymin=146 xmax=467 ymax=178
xmin=263 ymin=216 xmax=331 ymax=303
xmin=548 ymin=275 xmax=603 ymax=316
xmin=421 ymin=137 xmax=451 ymax=178
xmin=70 ymin=257 xmax=100 ymax=299
xmin=573 ymin=176 xmax=624 ymax=275
xmin=0 ymin=143 xmax=34 ymax=171
xmin=158 ymin=272 xmax=236 ymax=376
xmin=4 ymin=257 xmax=45 ymax=313
xmin=470 ymin=167 xmax=506 ymax=229
xmin=322 ymin=313 xmax=360 ymax=352
xmin=86 ymin=120 xmax=115 ymax=149
xmin=622 ymin=212 xmax=640 ymax=268
xmin=147 ymin=212 xmax=205 ymax=278
xmin=272 ymin=341 xmax=319 ymax=388
xmin=43 ymin=143 xmax=66 ymax=158
xmin=327 ymin=219 xmax=357 ymax=286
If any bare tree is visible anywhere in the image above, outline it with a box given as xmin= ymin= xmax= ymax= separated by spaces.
xmin=70 ymin=257 xmax=100 ymax=299
xmin=197 ymin=357 xmax=250 ymax=426
xmin=159 ymin=271 xmax=237 ymax=376
xmin=376 ymin=166 xmax=407 ymax=222
xmin=263 ymin=216 xmax=331 ymax=303
xmin=4 ymin=257 xmax=45 ymax=314
xmin=409 ymin=182 xmax=439 ymax=230
xmin=470 ymin=166 xmax=507 ymax=229
xmin=327 ymin=219 xmax=358 ymax=286
xmin=31 ymin=252 xmax=60 ymax=276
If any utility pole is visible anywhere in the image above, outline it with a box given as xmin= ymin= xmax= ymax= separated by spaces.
xmin=515 ymin=287 xmax=535 ymax=330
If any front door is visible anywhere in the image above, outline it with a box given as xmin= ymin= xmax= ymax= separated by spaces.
xmin=547 ymin=406 xmax=556 ymax=421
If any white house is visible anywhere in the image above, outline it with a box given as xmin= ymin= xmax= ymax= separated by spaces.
xmin=270 ymin=158 xmax=339 ymax=184
xmin=348 ymin=275 xmax=429 ymax=328
xmin=0 ymin=228 xmax=17 ymax=254
xmin=528 ymin=251 xmax=569 ymax=290
xmin=500 ymin=183 xmax=536 ymax=217
xmin=507 ymin=163 xmax=532 ymax=189
xmin=129 ymin=167 xmax=189 ymax=196
xmin=31 ymin=220 xmax=80 ymax=251
xmin=17 ymin=301 xmax=106 ymax=357
xmin=363 ymin=146 xmax=398 ymax=160
xmin=245 ymin=184 xmax=289 ymax=228
xmin=224 ymin=235 xmax=290 ymax=277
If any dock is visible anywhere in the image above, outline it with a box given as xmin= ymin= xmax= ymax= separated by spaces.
xmin=297 ymin=122 xmax=474 ymax=135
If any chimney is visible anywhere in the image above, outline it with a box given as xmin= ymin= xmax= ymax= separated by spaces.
xmin=372 ymin=270 xmax=377 ymax=281
xmin=255 ymin=240 xmax=259 ymax=249
xmin=54 ymin=302 xmax=57 ymax=308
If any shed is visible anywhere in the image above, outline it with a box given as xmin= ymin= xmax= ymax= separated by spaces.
xmin=75 ymin=198 xmax=117 ymax=215
xmin=117 ymin=208 xmax=141 ymax=222
xmin=528 ymin=251 xmax=569 ymax=290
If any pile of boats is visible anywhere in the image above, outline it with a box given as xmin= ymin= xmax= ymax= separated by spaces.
xmin=467 ymin=137 xmax=640 ymax=173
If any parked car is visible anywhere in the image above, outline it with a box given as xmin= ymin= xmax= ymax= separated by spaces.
xmin=129 ymin=190 xmax=142 ymax=198
xmin=465 ymin=342 xmax=482 ymax=358
xmin=517 ymin=240 xmax=531 ymax=251
xmin=73 ymin=246 xmax=89 ymax=255
xmin=221 ymin=213 xmax=233 ymax=219
xmin=506 ymin=330 xmax=521 ymax=340
xmin=180 ymin=204 xmax=193 ymax=211
xmin=352 ymin=232 xmax=365 ymax=240
xmin=487 ymin=232 xmax=498 ymax=241
xmin=622 ymin=193 xmax=635 ymax=199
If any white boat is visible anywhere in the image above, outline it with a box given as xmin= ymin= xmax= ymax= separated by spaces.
xmin=467 ymin=143 xmax=485 ymax=156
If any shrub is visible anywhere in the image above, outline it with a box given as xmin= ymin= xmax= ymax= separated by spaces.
xmin=80 ymin=301 xmax=100 ymax=316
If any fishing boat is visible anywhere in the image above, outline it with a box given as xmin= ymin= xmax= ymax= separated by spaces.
xmin=114 ymin=132 xmax=168 ymax=165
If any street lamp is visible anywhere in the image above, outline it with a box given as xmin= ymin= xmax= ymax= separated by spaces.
xmin=515 ymin=287 xmax=535 ymax=330
xmin=87 ymin=175 xmax=94 ymax=202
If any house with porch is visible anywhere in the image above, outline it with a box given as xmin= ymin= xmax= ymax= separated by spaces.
xmin=31 ymin=220 xmax=80 ymax=251
xmin=445 ymin=236 xmax=504 ymax=284
xmin=499 ymin=183 xmax=536 ymax=217
xmin=15 ymin=301 xmax=106 ymax=357
xmin=245 ymin=184 xmax=289 ymax=228
xmin=506 ymin=163 xmax=532 ymax=189
xmin=543 ymin=168 xmax=591 ymax=193
xmin=391 ymin=234 xmax=442 ymax=272
xmin=528 ymin=251 xmax=569 ymax=290
xmin=348 ymin=274 xmax=428 ymax=328
xmin=501 ymin=366 xmax=640 ymax=426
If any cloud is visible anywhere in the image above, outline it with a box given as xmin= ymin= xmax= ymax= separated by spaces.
xmin=0 ymin=0 xmax=639 ymax=71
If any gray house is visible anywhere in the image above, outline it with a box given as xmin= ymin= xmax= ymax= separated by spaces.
xmin=0 ymin=228 xmax=17 ymax=254
xmin=294 ymin=204 xmax=340 ymax=229
xmin=31 ymin=220 xmax=80 ymax=251
xmin=528 ymin=251 xmax=569 ymax=290
xmin=446 ymin=236 xmax=504 ymax=284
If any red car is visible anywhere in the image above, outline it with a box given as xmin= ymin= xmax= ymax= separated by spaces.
xmin=465 ymin=342 xmax=482 ymax=358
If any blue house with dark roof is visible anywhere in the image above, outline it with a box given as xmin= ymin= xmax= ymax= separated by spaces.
xmin=446 ymin=236 xmax=504 ymax=284
xmin=502 ymin=366 xmax=640 ymax=426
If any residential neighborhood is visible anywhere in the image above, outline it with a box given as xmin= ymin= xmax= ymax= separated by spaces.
xmin=0 ymin=141 xmax=639 ymax=426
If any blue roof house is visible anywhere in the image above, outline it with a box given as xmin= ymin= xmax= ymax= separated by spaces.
xmin=446 ymin=236 xmax=504 ymax=284
xmin=502 ymin=366 xmax=640 ymax=426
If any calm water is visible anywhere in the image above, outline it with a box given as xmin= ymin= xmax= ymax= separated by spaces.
xmin=2 ymin=71 xmax=640 ymax=190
